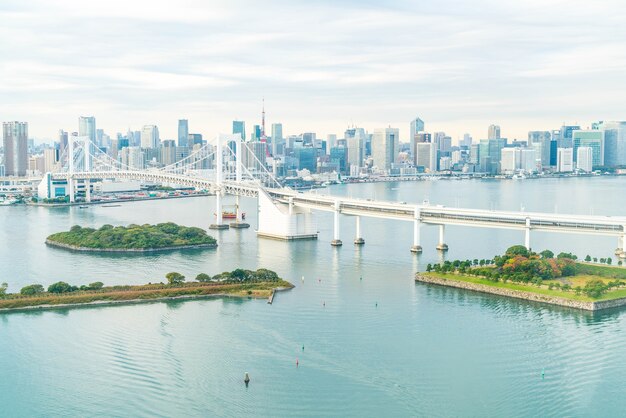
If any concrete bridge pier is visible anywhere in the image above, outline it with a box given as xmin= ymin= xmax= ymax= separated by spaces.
xmin=230 ymin=195 xmax=250 ymax=229
xmin=617 ymin=231 xmax=626 ymax=258
xmin=209 ymin=191 xmax=229 ymax=230
xmin=436 ymin=224 xmax=448 ymax=251
xmin=331 ymin=200 xmax=342 ymax=247
xmin=354 ymin=216 xmax=364 ymax=245
xmin=410 ymin=210 xmax=422 ymax=253
xmin=68 ymin=177 xmax=75 ymax=203
xmin=524 ymin=217 xmax=531 ymax=250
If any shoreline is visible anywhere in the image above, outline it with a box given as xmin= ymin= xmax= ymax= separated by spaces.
xmin=415 ymin=274 xmax=626 ymax=311
xmin=0 ymin=286 xmax=293 ymax=314
xmin=29 ymin=193 xmax=213 ymax=207
xmin=45 ymin=239 xmax=217 ymax=253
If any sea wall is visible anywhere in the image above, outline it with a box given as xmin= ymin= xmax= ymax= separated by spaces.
xmin=45 ymin=239 xmax=216 ymax=253
xmin=414 ymin=274 xmax=626 ymax=311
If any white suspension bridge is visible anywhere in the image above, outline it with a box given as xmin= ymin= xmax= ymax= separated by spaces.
xmin=19 ymin=134 xmax=626 ymax=256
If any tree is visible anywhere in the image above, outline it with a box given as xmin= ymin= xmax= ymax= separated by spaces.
xmin=196 ymin=273 xmax=211 ymax=282
xmin=583 ymin=279 xmax=608 ymax=299
xmin=506 ymin=245 xmax=530 ymax=257
xmin=600 ymin=258 xmax=606 ymax=264
xmin=619 ymin=260 xmax=623 ymax=267
xmin=0 ymin=282 xmax=7 ymax=297
xmin=585 ymin=255 xmax=592 ymax=262
xmin=166 ymin=272 xmax=185 ymax=285
xmin=593 ymin=257 xmax=598 ymax=263
xmin=48 ymin=281 xmax=74 ymax=294
xmin=607 ymin=257 xmax=612 ymax=265
xmin=88 ymin=282 xmax=104 ymax=290
xmin=20 ymin=284 xmax=45 ymax=296
xmin=540 ymin=250 xmax=554 ymax=259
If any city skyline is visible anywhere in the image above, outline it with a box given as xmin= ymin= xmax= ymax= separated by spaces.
xmin=2 ymin=0 xmax=626 ymax=141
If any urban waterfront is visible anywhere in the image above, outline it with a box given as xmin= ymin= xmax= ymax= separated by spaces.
xmin=2 ymin=177 xmax=626 ymax=417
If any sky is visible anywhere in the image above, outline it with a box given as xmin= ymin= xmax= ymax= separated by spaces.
xmin=2 ymin=0 xmax=626 ymax=143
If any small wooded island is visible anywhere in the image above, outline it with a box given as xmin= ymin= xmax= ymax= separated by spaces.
xmin=416 ymin=246 xmax=626 ymax=311
xmin=0 ymin=269 xmax=292 ymax=312
xmin=46 ymin=223 xmax=217 ymax=252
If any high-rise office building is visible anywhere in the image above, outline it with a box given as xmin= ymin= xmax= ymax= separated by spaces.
xmin=415 ymin=142 xmax=434 ymax=171
xmin=58 ymin=130 xmax=69 ymax=152
xmin=141 ymin=125 xmax=160 ymax=149
xmin=410 ymin=118 xmax=425 ymax=154
xmin=572 ymin=130 xmax=604 ymax=167
xmin=577 ymin=147 xmax=593 ymax=172
xmin=595 ymin=121 xmax=626 ymax=167
xmin=251 ymin=125 xmax=262 ymax=141
xmin=528 ymin=131 xmax=551 ymax=167
xmin=271 ymin=123 xmax=283 ymax=156
xmin=178 ymin=119 xmax=189 ymax=147
xmin=559 ymin=125 xmax=580 ymax=148
xmin=79 ymin=116 xmax=96 ymax=144
xmin=2 ymin=121 xmax=28 ymax=176
xmin=232 ymin=120 xmax=246 ymax=141
xmin=372 ymin=127 xmax=400 ymax=171
xmin=557 ymin=148 xmax=574 ymax=172
xmin=345 ymin=127 xmax=366 ymax=171
xmin=488 ymin=124 xmax=501 ymax=140
xmin=478 ymin=138 xmax=505 ymax=174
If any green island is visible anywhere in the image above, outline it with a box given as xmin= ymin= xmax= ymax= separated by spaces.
xmin=416 ymin=246 xmax=626 ymax=311
xmin=46 ymin=222 xmax=217 ymax=252
xmin=0 ymin=269 xmax=292 ymax=312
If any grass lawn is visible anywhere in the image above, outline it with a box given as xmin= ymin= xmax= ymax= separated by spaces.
xmin=423 ymin=272 xmax=626 ymax=302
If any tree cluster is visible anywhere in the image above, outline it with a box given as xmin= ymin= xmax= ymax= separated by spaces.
xmin=48 ymin=222 xmax=216 ymax=249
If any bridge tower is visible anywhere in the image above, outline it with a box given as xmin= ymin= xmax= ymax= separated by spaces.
xmin=210 ymin=135 xmax=230 ymax=230
xmin=67 ymin=136 xmax=91 ymax=203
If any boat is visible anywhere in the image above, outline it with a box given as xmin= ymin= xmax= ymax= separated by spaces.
xmin=102 ymin=204 xmax=121 ymax=208
xmin=0 ymin=198 xmax=18 ymax=206
xmin=79 ymin=205 xmax=90 ymax=209
xmin=222 ymin=211 xmax=237 ymax=219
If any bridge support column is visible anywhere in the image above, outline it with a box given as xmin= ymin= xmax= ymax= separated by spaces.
xmin=68 ymin=177 xmax=75 ymax=203
xmin=617 ymin=232 xmax=626 ymax=258
xmin=210 ymin=135 xmax=229 ymax=230
xmin=436 ymin=224 xmax=448 ymax=251
xmin=210 ymin=192 xmax=229 ymax=230
xmin=331 ymin=200 xmax=342 ymax=246
xmin=85 ymin=180 xmax=91 ymax=203
xmin=411 ymin=208 xmax=422 ymax=253
xmin=230 ymin=194 xmax=250 ymax=229
xmin=524 ymin=217 xmax=531 ymax=250
xmin=354 ymin=216 xmax=364 ymax=245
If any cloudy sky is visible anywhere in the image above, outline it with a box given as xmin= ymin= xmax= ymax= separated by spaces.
xmin=2 ymin=0 xmax=626 ymax=143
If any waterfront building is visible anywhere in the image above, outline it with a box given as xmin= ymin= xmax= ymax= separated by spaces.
xmin=577 ymin=146 xmax=593 ymax=172
xmin=500 ymin=148 xmax=519 ymax=174
xmin=178 ymin=119 xmax=189 ymax=147
xmin=478 ymin=138 xmax=505 ymax=174
xmin=415 ymin=142 xmax=433 ymax=171
xmin=451 ymin=150 xmax=462 ymax=165
xmin=330 ymin=146 xmax=347 ymax=174
xmin=372 ymin=127 xmax=400 ymax=172
xmin=439 ymin=156 xmax=452 ymax=171
xmin=572 ymin=130 xmax=604 ymax=167
xmin=557 ymin=147 xmax=574 ymax=172
xmin=520 ymin=148 xmax=537 ymax=172
xmin=595 ymin=121 xmax=626 ymax=167
xmin=141 ymin=125 xmax=160 ymax=149
xmin=559 ymin=125 xmax=580 ymax=148
xmin=232 ymin=120 xmax=246 ymax=141
xmin=488 ymin=124 xmax=501 ymax=140
xmin=346 ymin=127 xmax=366 ymax=172
xmin=295 ymin=147 xmax=317 ymax=172
xmin=528 ymin=131 xmax=551 ymax=166
xmin=2 ymin=121 xmax=28 ymax=176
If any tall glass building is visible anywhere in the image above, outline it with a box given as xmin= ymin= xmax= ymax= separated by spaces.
xmin=572 ymin=130 xmax=604 ymax=167
xmin=232 ymin=120 xmax=245 ymax=142
xmin=178 ymin=119 xmax=189 ymax=147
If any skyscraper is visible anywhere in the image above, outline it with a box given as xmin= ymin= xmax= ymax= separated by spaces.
xmin=410 ymin=118 xmax=425 ymax=140
xmin=271 ymin=123 xmax=283 ymax=156
xmin=572 ymin=130 xmax=604 ymax=167
xmin=232 ymin=120 xmax=246 ymax=141
xmin=372 ymin=127 xmax=400 ymax=171
xmin=141 ymin=125 xmax=160 ymax=149
xmin=488 ymin=124 xmax=501 ymax=140
xmin=178 ymin=119 xmax=189 ymax=147
xmin=78 ymin=116 xmax=96 ymax=144
xmin=2 ymin=121 xmax=28 ymax=176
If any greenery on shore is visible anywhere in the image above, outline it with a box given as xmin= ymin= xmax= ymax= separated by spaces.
xmin=424 ymin=246 xmax=626 ymax=300
xmin=47 ymin=223 xmax=217 ymax=250
xmin=0 ymin=269 xmax=291 ymax=311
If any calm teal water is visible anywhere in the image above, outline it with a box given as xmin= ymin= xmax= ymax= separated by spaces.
xmin=1 ymin=177 xmax=625 ymax=417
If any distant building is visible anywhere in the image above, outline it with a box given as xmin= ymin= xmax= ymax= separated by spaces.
xmin=572 ymin=130 xmax=604 ymax=167
xmin=559 ymin=125 xmax=580 ymax=148
xmin=232 ymin=120 xmax=246 ymax=141
xmin=2 ymin=121 xmax=28 ymax=176
xmin=141 ymin=125 xmax=160 ymax=149
xmin=594 ymin=121 xmax=626 ymax=167
xmin=120 ymin=146 xmax=145 ymax=170
xmin=271 ymin=123 xmax=283 ymax=156
xmin=78 ymin=116 xmax=96 ymax=144
xmin=415 ymin=142 xmax=434 ymax=171
xmin=371 ymin=128 xmax=400 ymax=172
xmin=577 ymin=146 xmax=593 ymax=172
xmin=478 ymin=138 xmax=505 ymax=174
xmin=346 ymin=127 xmax=366 ymax=172
xmin=557 ymin=147 xmax=574 ymax=172
xmin=178 ymin=119 xmax=189 ymax=147
xmin=488 ymin=124 xmax=501 ymax=140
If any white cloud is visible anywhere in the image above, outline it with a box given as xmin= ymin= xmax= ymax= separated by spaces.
xmin=1 ymin=0 xmax=626 ymax=142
